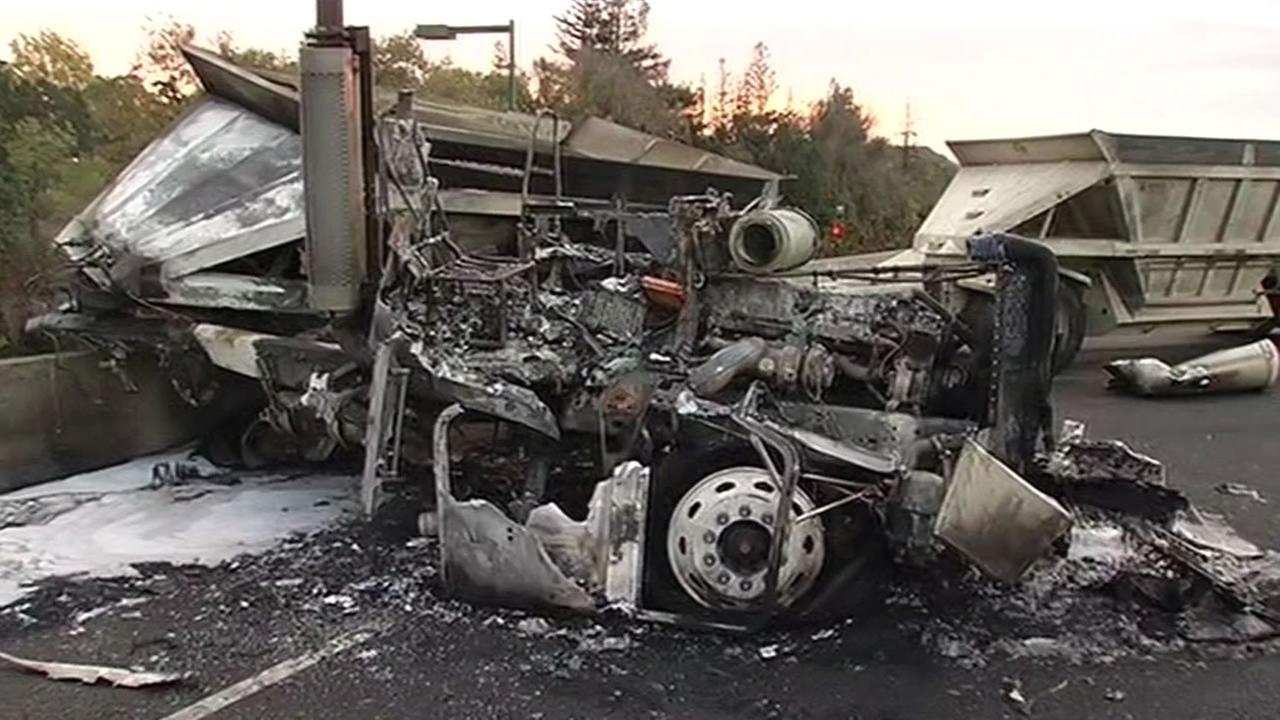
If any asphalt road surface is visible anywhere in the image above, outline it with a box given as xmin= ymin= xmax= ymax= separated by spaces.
xmin=2 ymin=343 xmax=1278 ymax=720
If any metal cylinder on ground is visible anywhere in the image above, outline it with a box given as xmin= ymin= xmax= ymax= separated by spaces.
xmin=1173 ymin=339 xmax=1280 ymax=392
xmin=728 ymin=208 xmax=818 ymax=274
xmin=1105 ymin=339 xmax=1280 ymax=396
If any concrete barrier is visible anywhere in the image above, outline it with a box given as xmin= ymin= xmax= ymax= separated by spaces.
xmin=0 ymin=351 xmax=205 ymax=493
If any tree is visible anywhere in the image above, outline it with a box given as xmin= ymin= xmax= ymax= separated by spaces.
xmin=702 ymin=64 xmax=955 ymax=256
xmin=9 ymin=31 xmax=93 ymax=89
xmin=553 ymin=0 xmax=669 ymax=80
xmin=0 ymin=86 xmax=90 ymax=351
xmin=537 ymin=47 xmax=679 ymax=134
xmin=82 ymin=75 xmax=171 ymax=165
xmin=215 ymin=33 xmax=296 ymax=74
xmin=0 ymin=31 xmax=162 ymax=352
xmin=713 ymin=58 xmax=731 ymax=128
xmin=373 ymin=30 xmax=531 ymax=110
xmin=131 ymin=18 xmax=198 ymax=106
xmin=374 ymin=30 xmax=436 ymax=91
xmin=736 ymin=42 xmax=776 ymax=116
xmin=538 ymin=0 xmax=697 ymax=137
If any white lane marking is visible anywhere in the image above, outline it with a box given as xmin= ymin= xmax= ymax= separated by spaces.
xmin=158 ymin=626 xmax=381 ymax=720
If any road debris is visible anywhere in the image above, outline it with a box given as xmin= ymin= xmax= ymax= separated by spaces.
xmin=1105 ymin=339 xmax=1279 ymax=396
xmin=0 ymin=650 xmax=191 ymax=688
xmin=1215 ymin=483 xmax=1267 ymax=503
xmin=810 ymin=628 xmax=837 ymax=642
xmin=517 ymin=617 xmax=553 ymax=637
xmin=1002 ymin=677 xmax=1030 ymax=715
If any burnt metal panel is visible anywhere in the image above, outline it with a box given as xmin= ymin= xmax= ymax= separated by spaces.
xmin=1107 ymin=133 xmax=1280 ymax=167
xmin=951 ymin=130 xmax=1280 ymax=168
xmin=300 ymin=45 xmax=366 ymax=312
xmin=915 ymin=162 xmax=1110 ymax=241
xmin=564 ymin=116 xmax=779 ymax=180
xmin=183 ymin=45 xmax=775 ymax=183
xmin=183 ymin=45 xmax=299 ymax=131
xmin=54 ymin=97 xmax=305 ymax=278
xmin=948 ymin=133 xmax=1106 ymax=165
xmin=158 ymin=273 xmax=310 ymax=313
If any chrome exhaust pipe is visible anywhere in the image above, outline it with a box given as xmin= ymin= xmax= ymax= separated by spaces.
xmin=1105 ymin=339 xmax=1279 ymax=396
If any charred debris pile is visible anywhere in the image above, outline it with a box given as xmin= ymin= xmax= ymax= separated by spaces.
xmin=23 ymin=52 xmax=1280 ymax=637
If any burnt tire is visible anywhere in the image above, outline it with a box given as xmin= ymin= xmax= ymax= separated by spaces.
xmin=1051 ymin=282 xmax=1087 ymax=374
xmin=641 ymin=441 xmax=889 ymax=627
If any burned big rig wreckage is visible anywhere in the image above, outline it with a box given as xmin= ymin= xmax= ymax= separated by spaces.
xmin=24 ymin=1 xmax=1280 ymax=633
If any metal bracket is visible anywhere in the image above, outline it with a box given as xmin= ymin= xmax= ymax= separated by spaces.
xmin=360 ymin=338 xmax=410 ymax=517
xmin=734 ymin=411 xmax=802 ymax=629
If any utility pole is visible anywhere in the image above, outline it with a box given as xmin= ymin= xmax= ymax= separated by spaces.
xmin=900 ymin=101 xmax=917 ymax=170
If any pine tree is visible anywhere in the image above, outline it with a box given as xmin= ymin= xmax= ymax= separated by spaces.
xmin=552 ymin=0 xmax=669 ymax=80
xmin=736 ymin=42 xmax=776 ymax=116
xmin=714 ymin=57 xmax=730 ymax=127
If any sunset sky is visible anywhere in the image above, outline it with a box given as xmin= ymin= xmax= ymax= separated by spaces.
xmin=4 ymin=0 xmax=1279 ymax=153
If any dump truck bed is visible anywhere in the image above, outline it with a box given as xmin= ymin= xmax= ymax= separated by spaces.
xmin=914 ymin=130 xmax=1280 ymax=331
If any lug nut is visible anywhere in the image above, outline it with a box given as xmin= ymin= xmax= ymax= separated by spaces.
xmin=703 ymin=531 xmax=716 ymax=544
xmin=717 ymin=572 xmax=730 ymax=584
xmin=716 ymin=513 xmax=729 ymax=525
xmin=738 ymin=505 xmax=751 ymax=518
xmin=739 ymin=579 xmax=752 ymax=591
xmin=762 ymin=513 xmax=773 ymax=526
xmin=703 ymin=554 xmax=716 ymax=567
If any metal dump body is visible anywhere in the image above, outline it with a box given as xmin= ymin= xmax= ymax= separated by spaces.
xmin=915 ymin=130 xmax=1280 ymax=331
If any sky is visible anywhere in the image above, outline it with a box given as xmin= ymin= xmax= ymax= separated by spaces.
xmin=3 ymin=0 xmax=1280 ymax=153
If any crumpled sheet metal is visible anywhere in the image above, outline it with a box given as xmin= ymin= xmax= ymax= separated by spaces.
xmin=433 ymin=404 xmax=648 ymax=612
xmin=934 ymin=439 xmax=1073 ymax=582
xmin=1046 ymin=420 xmax=1187 ymax=520
xmin=1048 ymin=419 xmax=1166 ymax=485
xmin=56 ymin=97 xmax=304 ymax=280
xmin=1138 ymin=514 xmax=1280 ymax=642
xmin=526 ymin=461 xmax=649 ymax=607
xmin=1105 ymin=339 xmax=1279 ymax=397
xmin=0 ymin=651 xmax=191 ymax=688
xmin=438 ymin=497 xmax=596 ymax=611
xmin=412 ymin=343 xmax=560 ymax=439
xmin=192 ymin=323 xmax=278 ymax=379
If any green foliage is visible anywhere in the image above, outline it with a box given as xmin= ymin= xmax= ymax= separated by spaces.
xmin=537 ymin=0 xmax=698 ymax=139
xmin=0 ymin=28 xmax=186 ymax=354
xmin=130 ymin=18 xmax=198 ymax=106
xmin=553 ymin=0 xmax=669 ymax=80
xmin=373 ymin=30 xmax=532 ymax=111
xmin=82 ymin=74 xmax=172 ymax=166
xmin=9 ymin=30 xmax=93 ymax=89
xmin=705 ymin=59 xmax=955 ymax=255
xmin=214 ymin=33 xmax=296 ymax=74
xmin=0 ymin=58 xmax=96 ymax=352
xmin=536 ymin=47 xmax=688 ymax=135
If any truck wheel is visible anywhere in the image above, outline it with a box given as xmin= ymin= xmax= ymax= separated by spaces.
xmin=1051 ymin=282 xmax=1087 ymax=374
xmin=642 ymin=442 xmax=887 ymax=625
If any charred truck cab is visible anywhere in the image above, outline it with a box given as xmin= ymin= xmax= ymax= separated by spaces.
xmin=31 ymin=0 xmax=1111 ymax=628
